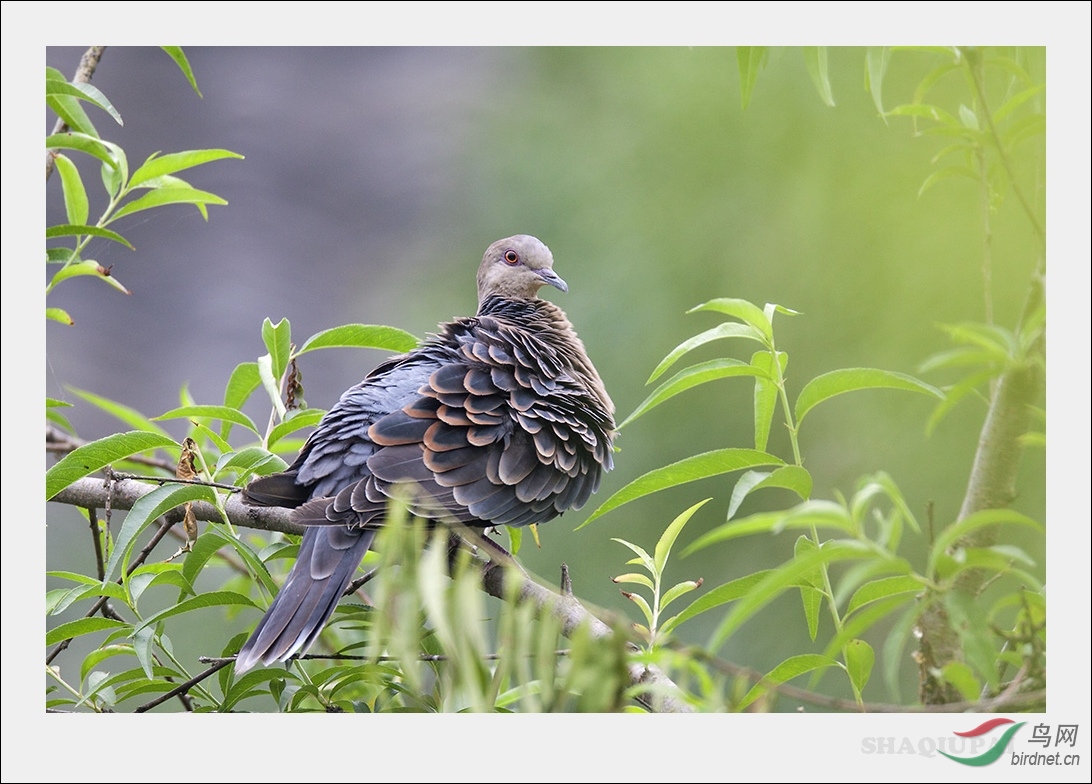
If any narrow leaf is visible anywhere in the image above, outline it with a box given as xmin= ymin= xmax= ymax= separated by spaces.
xmin=66 ymin=388 xmax=172 ymax=436
xmin=134 ymin=591 xmax=258 ymax=633
xmin=736 ymin=46 xmax=769 ymax=110
xmin=928 ymin=509 xmax=1042 ymax=576
xmin=648 ymin=322 xmax=767 ymax=383
xmin=160 ymin=46 xmax=203 ymax=96
xmin=688 ymin=298 xmax=773 ymax=341
xmin=297 ymin=324 xmax=419 ymax=355
xmin=580 ymin=449 xmax=783 ymax=527
xmin=111 ymin=187 xmax=227 ymax=221
xmin=794 ymin=368 xmax=943 ymax=424
xmin=154 ymin=404 xmax=259 ymax=435
xmin=670 ymin=570 xmax=773 ymax=629
xmin=844 ymin=638 xmax=875 ymax=694
xmin=738 ymin=654 xmax=838 ymax=710
xmin=620 ymin=359 xmax=763 ymax=429
xmin=750 ymin=351 xmax=784 ymax=452
xmin=654 ymin=498 xmax=712 ymax=574
xmin=46 ymin=431 xmax=178 ymax=499
xmin=46 ymin=132 xmax=121 ymax=168
xmin=684 ymin=499 xmax=852 ymax=557
xmin=262 ymin=318 xmax=293 ymax=383
xmin=53 ymin=154 xmax=89 ymax=226
xmin=45 ymin=224 xmax=133 ymax=248
xmin=46 ymin=618 xmax=129 ymax=647
xmin=866 ymin=47 xmax=891 ymax=117
xmin=104 ymin=484 xmax=218 ymax=580
xmin=726 ymin=466 xmax=813 ymax=521
xmin=846 ymin=575 xmax=923 ymax=616
xmin=129 ymin=149 xmax=243 ymax=188
xmin=803 ymin=46 xmax=836 ymax=106
xmin=45 ymin=78 xmax=122 ymax=125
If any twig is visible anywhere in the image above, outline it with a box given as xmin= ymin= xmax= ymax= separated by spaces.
xmin=134 ymin=659 xmax=232 ymax=713
xmin=46 ymin=46 xmax=107 ymax=180
xmin=50 ymin=476 xmax=694 ymax=712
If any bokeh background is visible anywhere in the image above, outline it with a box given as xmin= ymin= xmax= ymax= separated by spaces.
xmin=45 ymin=46 xmax=1048 ymax=707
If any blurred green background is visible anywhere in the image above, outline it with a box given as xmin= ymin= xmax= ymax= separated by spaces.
xmin=45 ymin=46 xmax=1046 ymax=707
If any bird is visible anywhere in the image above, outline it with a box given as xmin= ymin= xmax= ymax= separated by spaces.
xmin=234 ymin=234 xmax=615 ymax=673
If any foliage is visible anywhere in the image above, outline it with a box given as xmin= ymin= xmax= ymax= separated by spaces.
xmin=45 ymin=46 xmax=1045 ymax=713
xmin=45 ymin=47 xmax=242 ymax=326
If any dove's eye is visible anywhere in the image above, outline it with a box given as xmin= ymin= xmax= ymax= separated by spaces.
xmin=504 ymin=250 xmax=520 ymax=265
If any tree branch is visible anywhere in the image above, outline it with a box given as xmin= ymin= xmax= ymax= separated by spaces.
xmin=49 ymin=476 xmax=694 ymax=712
xmin=917 ymin=269 xmax=1045 ymax=704
xmin=46 ymin=46 xmax=107 ymax=180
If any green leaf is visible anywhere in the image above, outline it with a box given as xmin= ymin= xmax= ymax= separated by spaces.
xmin=46 ymin=87 xmax=99 ymax=138
xmin=46 ymin=132 xmax=121 ymax=168
xmin=129 ymin=149 xmax=244 ymax=188
xmin=47 ymin=307 xmax=74 ymax=325
xmin=957 ymin=104 xmax=980 ymax=130
xmin=726 ymin=466 xmax=813 ymax=521
xmin=943 ymin=590 xmax=999 ymax=692
xmin=994 ymin=84 xmax=1044 ymax=124
xmin=110 ymin=186 xmax=228 ymax=221
xmin=803 ymin=47 xmax=835 ymax=107
xmin=648 ymin=322 xmax=768 ymax=383
xmin=297 ymin=324 xmax=419 ymax=355
xmin=620 ymin=359 xmax=763 ymax=429
xmin=262 ymin=318 xmax=293 ymax=383
xmin=160 ymin=46 xmax=203 ymax=96
xmin=612 ymin=573 xmax=654 ymax=590
xmin=750 ymin=351 xmax=785 ymax=452
xmin=46 ymin=617 xmax=129 ymax=647
xmin=927 ymin=509 xmax=1043 ymax=577
xmin=267 ymin=408 xmax=325 ymax=450
xmin=660 ymin=580 xmax=702 ymax=612
xmin=154 ymin=404 xmax=259 ymax=435
xmin=53 ymin=154 xmax=89 ymax=226
xmin=918 ymin=165 xmax=978 ymax=198
xmin=794 ymin=536 xmax=824 ymax=640
xmin=845 ymin=575 xmax=923 ymax=616
xmin=66 ymin=387 xmax=172 ymax=436
xmin=45 ymin=224 xmax=134 ymax=248
xmin=736 ymin=46 xmax=769 ymax=110
xmin=865 ymin=47 xmax=891 ymax=117
xmin=223 ymin=361 xmax=262 ymax=410
xmin=45 ymin=77 xmax=122 ymax=125
xmin=134 ymin=591 xmax=258 ymax=634
xmin=885 ymin=102 xmax=961 ymax=127
xmin=688 ymin=298 xmax=773 ymax=341
xmin=794 ymin=368 xmax=943 ymax=424
xmin=939 ymin=661 xmax=982 ymax=702
xmin=612 ymin=538 xmax=654 ymax=573
xmin=684 ymin=499 xmax=852 ymax=556
xmin=80 ymin=645 xmax=137 ymax=684
xmin=667 ymin=570 xmax=772 ymax=629
xmin=214 ymin=447 xmax=288 ymax=479
xmin=104 ymin=484 xmax=218 ymax=580
xmin=709 ymin=541 xmax=876 ymax=649
xmin=844 ymin=638 xmax=875 ymax=694
xmin=738 ymin=654 xmax=838 ymax=710
xmin=654 ymin=499 xmax=712 ymax=574
xmin=45 ymin=431 xmax=179 ymax=499
xmin=579 ymin=449 xmax=783 ymax=527
xmin=47 ymin=259 xmax=131 ymax=295
xmin=622 ymin=591 xmax=654 ymax=627
xmin=258 ymin=353 xmax=287 ymax=421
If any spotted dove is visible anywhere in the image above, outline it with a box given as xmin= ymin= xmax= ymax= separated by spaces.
xmin=234 ymin=235 xmax=615 ymax=673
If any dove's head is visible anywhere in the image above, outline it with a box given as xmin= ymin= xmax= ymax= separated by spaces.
xmin=477 ymin=234 xmax=568 ymax=305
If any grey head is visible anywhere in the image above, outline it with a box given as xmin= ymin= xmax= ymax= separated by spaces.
xmin=477 ymin=234 xmax=568 ymax=305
